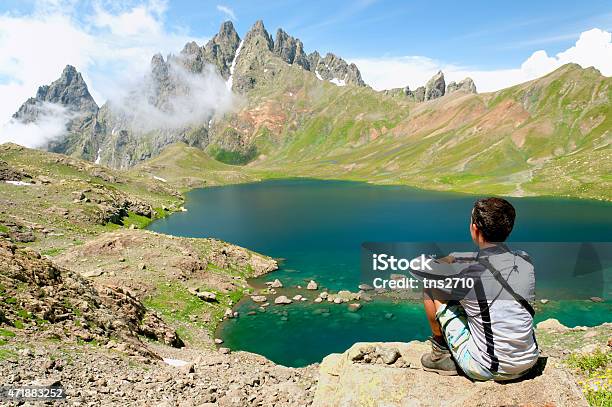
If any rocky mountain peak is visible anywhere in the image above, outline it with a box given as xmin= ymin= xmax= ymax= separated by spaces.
xmin=200 ymin=21 xmax=241 ymax=79
xmin=13 ymin=64 xmax=98 ymax=124
xmin=151 ymin=53 xmax=167 ymax=73
xmin=218 ymin=20 xmax=238 ymax=39
xmin=310 ymin=52 xmax=365 ymax=87
xmin=446 ymin=77 xmax=477 ymax=94
xmin=424 ymin=70 xmax=445 ymax=100
xmin=273 ymin=28 xmax=309 ymax=69
xmin=150 ymin=53 xmax=169 ymax=80
xmin=244 ymin=19 xmax=273 ymax=51
xmin=181 ymin=41 xmax=200 ymax=55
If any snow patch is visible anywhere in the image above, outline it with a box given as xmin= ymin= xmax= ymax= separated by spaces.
xmin=153 ymin=176 xmax=167 ymax=183
xmin=5 ymin=180 xmax=33 ymax=186
xmin=94 ymin=148 xmax=102 ymax=164
xmin=315 ymin=70 xmax=323 ymax=81
xmin=163 ymin=358 xmax=190 ymax=367
xmin=330 ymin=78 xmax=346 ymax=87
xmin=226 ymin=40 xmax=244 ymax=91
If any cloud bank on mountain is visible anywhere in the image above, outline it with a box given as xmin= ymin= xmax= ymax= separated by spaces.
xmin=1 ymin=103 xmax=73 ymax=148
xmin=110 ymin=60 xmax=237 ymax=133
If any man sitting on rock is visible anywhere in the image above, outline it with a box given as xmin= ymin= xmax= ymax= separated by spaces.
xmin=418 ymin=197 xmax=539 ymax=380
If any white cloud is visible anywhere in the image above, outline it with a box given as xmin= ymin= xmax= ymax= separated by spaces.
xmin=352 ymin=28 xmax=612 ymax=92
xmin=216 ymin=5 xmax=237 ymax=21
xmin=0 ymin=103 xmax=73 ymax=148
xmin=0 ymin=0 xmax=208 ymax=137
xmin=112 ymin=61 xmax=237 ymax=133
xmin=92 ymin=3 xmax=164 ymax=37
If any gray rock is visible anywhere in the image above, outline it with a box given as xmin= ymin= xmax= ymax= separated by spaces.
xmin=446 ymin=77 xmax=477 ymax=94
xmin=196 ymin=291 xmax=217 ymax=302
xmin=314 ymin=341 xmax=588 ymax=406
xmin=274 ymin=295 xmax=292 ymax=305
xmin=269 ymin=279 xmax=283 ymax=288
xmin=312 ymin=52 xmax=365 ymax=86
xmin=408 ymin=86 xmax=426 ymax=102
xmin=424 ymin=71 xmax=445 ymax=101
xmin=82 ymin=269 xmax=104 ymax=278
xmin=348 ymin=303 xmax=362 ymax=312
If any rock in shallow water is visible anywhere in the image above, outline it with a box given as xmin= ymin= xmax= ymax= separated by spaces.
xmin=274 ymin=295 xmax=292 ymax=305
xmin=307 ymin=280 xmax=318 ymax=290
xmin=269 ymin=279 xmax=283 ymax=288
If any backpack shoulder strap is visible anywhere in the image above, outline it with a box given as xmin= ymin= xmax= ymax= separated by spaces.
xmin=478 ymin=257 xmax=536 ymax=317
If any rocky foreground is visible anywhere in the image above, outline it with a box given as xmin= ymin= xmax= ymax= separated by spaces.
xmin=315 ymin=342 xmax=587 ymax=407
xmin=1 ymin=238 xmax=610 ymax=406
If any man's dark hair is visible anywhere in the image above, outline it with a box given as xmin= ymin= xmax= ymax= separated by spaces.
xmin=471 ymin=197 xmax=516 ymax=242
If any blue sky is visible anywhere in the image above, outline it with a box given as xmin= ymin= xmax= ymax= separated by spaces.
xmin=0 ymin=0 xmax=611 ymax=126
xmin=170 ymin=0 xmax=612 ymax=69
xmin=2 ymin=0 xmax=611 ymax=68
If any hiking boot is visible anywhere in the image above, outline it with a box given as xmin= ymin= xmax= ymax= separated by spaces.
xmin=421 ymin=336 xmax=458 ymax=375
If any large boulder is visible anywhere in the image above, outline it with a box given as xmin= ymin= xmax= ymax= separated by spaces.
xmin=313 ymin=341 xmax=588 ymax=407
xmin=274 ymin=295 xmax=292 ymax=305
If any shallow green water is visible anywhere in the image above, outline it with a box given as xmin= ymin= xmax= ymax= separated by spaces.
xmin=149 ymin=179 xmax=612 ymax=366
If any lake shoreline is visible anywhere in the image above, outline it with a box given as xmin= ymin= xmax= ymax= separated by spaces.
xmin=149 ymin=179 xmax=611 ymax=366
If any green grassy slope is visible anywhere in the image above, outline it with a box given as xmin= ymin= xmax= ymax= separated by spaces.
xmin=0 ymin=143 xmax=182 ymax=253
xmin=210 ymin=61 xmax=611 ymax=200
xmin=130 ymin=142 xmax=258 ymax=191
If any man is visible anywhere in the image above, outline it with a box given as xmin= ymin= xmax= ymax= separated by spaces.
xmin=419 ymin=197 xmax=539 ymax=381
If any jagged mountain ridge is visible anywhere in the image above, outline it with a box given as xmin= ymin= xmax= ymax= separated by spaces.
xmin=176 ymin=20 xmax=365 ymax=90
xmin=383 ymin=71 xmax=477 ymax=101
xmin=12 ymin=20 xmax=367 ymax=169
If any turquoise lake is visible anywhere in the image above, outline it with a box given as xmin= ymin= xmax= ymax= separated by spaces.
xmin=149 ymin=179 xmax=612 ymax=367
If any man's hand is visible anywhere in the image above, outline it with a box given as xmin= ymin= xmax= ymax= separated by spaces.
xmin=437 ymin=255 xmax=456 ymax=264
